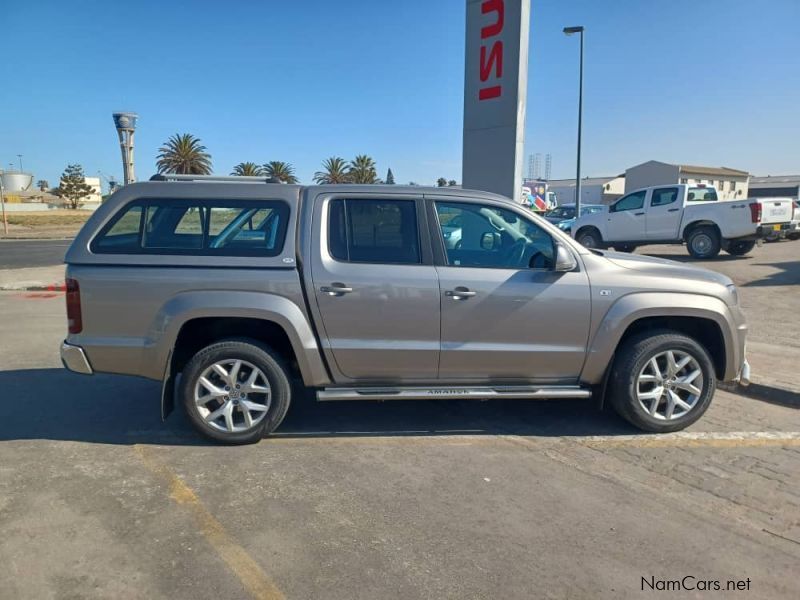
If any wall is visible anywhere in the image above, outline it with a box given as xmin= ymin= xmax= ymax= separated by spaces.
xmin=679 ymin=172 xmax=749 ymax=200
xmin=624 ymin=161 xmax=680 ymax=192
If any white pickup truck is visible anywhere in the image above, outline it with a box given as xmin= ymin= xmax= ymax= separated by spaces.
xmin=572 ymin=184 xmax=794 ymax=258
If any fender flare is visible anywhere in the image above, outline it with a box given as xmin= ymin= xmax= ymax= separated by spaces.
xmin=581 ymin=292 xmax=738 ymax=384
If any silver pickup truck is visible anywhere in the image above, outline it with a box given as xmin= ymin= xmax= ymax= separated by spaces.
xmin=61 ymin=175 xmax=750 ymax=443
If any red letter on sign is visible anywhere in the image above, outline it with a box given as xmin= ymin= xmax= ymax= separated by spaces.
xmin=480 ymin=40 xmax=503 ymax=82
xmin=480 ymin=0 xmax=504 ymax=39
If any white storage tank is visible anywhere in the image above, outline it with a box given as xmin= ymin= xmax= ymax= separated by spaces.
xmin=0 ymin=170 xmax=34 ymax=192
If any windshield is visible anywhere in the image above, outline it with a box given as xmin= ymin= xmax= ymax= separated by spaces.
xmin=546 ymin=206 xmax=575 ymax=219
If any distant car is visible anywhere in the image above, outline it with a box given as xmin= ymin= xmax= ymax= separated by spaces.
xmin=441 ymin=215 xmax=463 ymax=249
xmin=544 ymin=204 xmax=605 ymax=232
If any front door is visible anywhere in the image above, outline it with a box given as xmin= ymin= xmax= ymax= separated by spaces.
xmin=606 ymin=190 xmax=648 ymax=242
xmin=645 ymin=186 xmax=682 ymax=240
xmin=309 ymin=194 xmax=440 ymax=381
xmin=430 ymin=198 xmax=591 ymax=382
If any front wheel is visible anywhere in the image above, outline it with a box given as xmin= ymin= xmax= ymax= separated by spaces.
xmin=608 ymin=331 xmax=716 ymax=433
xmin=577 ymin=228 xmax=603 ymax=249
xmin=180 ymin=339 xmax=292 ymax=444
xmin=725 ymin=240 xmax=756 ymax=256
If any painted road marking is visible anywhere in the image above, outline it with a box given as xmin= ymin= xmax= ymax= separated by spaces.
xmin=573 ymin=431 xmax=800 ymax=448
xmin=134 ymin=446 xmax=285 ymax=600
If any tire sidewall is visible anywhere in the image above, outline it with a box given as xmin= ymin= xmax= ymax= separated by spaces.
xmin=578 ymin=229 xmax=601 ymax=249
xmin=181 ymin=340 xmax=291 ymax=444
xmin=611 ymin=333 xmax=716 ymax=433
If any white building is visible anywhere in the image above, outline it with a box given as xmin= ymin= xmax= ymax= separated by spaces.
xmin=548 ymin=175 xmax=625 ymax=206
xmin=625 ymin=161 xmax=749 ymax=200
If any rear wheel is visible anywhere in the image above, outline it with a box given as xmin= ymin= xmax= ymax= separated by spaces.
xmin=577 ymin=228 xmax=602 ymax=249
xmin=725 ymin=240 xmax=756 ymax=256
xmin=608 ymin=331 xmax=716 ymax=433
xmin=181 ymin=339 xmax=291 ymax=444
xmin=686 ymin=226 xmax=721 ymax=259
xmin=613 ymin=244 xmax=637 ymax=253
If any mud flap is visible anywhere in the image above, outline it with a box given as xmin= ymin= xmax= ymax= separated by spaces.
xmin=161 ymin=349 xmax=175 ymax=421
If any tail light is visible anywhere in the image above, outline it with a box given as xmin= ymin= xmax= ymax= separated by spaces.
xmin=749 ymin=202 xmax=761 ymax=224
xmin=793 ymin=201 xmax=799 ymax=211
xmin=65 ymin=278 xmax=82 ymax=334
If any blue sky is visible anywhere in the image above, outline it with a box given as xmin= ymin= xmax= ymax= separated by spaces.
xmin=3 ymin=0 xmax=799 ymax=189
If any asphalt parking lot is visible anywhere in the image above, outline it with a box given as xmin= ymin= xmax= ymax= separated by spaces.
xmin=1 ymin=241 xmax=799 ymax=599
xmin=0 ymin=239 xmax=70 ymax=269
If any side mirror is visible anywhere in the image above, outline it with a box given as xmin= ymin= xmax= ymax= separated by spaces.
xmin=480 ymin=232 xmax=499 ymax=250
xmin=553 ymin=243 xmax=578 ymax=272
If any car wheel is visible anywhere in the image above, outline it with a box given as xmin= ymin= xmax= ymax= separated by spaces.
xmin=725 ymin=240 xmax=756 ymax=256
xmin=577 ymin=228 xmax=602 ymax=249
xmin=686 ymin=226 xmax=721 ymax=259
xmin=613 ymin=244 xmax=637 ymax=253
xmin=608 ymin=330 xmax=716 ymax=433
xmin=181 ymin=339 xmax=291 ymax=444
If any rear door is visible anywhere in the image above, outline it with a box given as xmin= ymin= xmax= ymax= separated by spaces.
xmin=645 ymin=186 xmax=682 ymax=240
xmin=308 ymin=193 xmax=440 ymax=381
xmin=606 ymin=190 xmax=647 ymax=241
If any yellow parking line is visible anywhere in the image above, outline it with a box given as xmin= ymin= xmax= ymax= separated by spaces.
xmin=134 ymin=446 xmax=285 ymax=600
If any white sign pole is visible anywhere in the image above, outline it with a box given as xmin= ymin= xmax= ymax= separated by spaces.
xmin=462 ymin=0 xmax=530 ymax=204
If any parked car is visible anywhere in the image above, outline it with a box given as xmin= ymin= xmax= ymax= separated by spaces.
xmin=572 ymin=184 xmax=794 ymax=258
xmin=544 ymin=204 xmax=606 ymax=233
xmin=61 ymin=176 xmax=749 ymax=444
xmin=789 ymin=201 xmax=800 ymax=241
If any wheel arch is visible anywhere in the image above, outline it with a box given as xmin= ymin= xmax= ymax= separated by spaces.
xmin=681 ymin=220 xmax=720 ymax=241
xmin=581 ymin=292 xmax=738 ymax=385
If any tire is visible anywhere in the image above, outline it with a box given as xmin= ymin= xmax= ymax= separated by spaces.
xmin=180 ymin=339 xmax=292 ymax=444
xmin=686 ymin=226 xmax=721 ymax=259
xmin=577 ymin=228 xmax=602 ymax=249
xmin=608 ymin=330 xmax=716 ymax=433
xmin=613 ymin=244 xmax=637 ymax=253
xmin=725 ymin=240 xmax=756 ymax=256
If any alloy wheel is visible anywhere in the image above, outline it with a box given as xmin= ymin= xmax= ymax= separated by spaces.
xmin=194 ymin=359 xmax=271 ymax=432
xmin=636 ymin=350 xmax=704 ymax=420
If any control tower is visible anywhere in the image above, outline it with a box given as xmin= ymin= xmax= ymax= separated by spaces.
xmin=112 ymin=112 xmax=138 ymax=185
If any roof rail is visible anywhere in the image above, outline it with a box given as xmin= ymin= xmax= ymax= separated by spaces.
xmin=149 ymin=173 xmax=287 ymax=184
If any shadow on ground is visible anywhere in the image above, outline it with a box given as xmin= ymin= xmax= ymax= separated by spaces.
xmin=742 ymin=261 xmax=800 ymax=287
xmin=0 ymin=369 xmax=636 ymax=445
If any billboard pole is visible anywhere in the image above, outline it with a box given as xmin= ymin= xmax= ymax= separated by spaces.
xmin=462 ymin=0 xmax=531 ymax=204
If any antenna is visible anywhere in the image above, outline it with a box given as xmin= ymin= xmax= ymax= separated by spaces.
xmin=544 ymin=154 xmax=552 ymax=181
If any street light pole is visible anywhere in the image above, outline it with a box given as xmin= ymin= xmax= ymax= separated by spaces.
xmin=563 ymin=26 xmax=585 ymax=217
xmin=0 ymin=178 xmax=8 ymax=236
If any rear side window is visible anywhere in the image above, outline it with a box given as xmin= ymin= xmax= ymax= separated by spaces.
xmin=91 ymin=199 xmax=289 ymax=256
xmin=651 ymin=187 xmax=679 ymax=207
xmin=329 ymin=199 xmax=420 ymax=264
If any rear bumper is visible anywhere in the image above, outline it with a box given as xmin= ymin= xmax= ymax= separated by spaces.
xmin=61 ymin=341 xmax=94 ymax=375
xmin=756 ymin=222 xmax=793 ymax=237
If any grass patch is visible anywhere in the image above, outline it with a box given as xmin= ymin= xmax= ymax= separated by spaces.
xmin=5 ymin=211 xmax=92 ymax=227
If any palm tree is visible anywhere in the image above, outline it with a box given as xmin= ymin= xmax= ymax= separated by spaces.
xmin=231 ymin=162 xmax=264 ymax=176
xmin=348 ymin=155 xmax=378 ymax=184
xmin=36 ymin=179 xmax=49 ymax=192
xmin=263 ymin=161 xmax=298 ymax=183
xmin=313 ymin=157 xmax=351 ymax=184
xmin=156 ymin=133 xmax=212 ymax=175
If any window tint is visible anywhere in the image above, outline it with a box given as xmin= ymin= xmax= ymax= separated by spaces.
xmin=651 ymin=187 xmax=679 ymax=207
xmin=92 ymin=200 xmax=288 ymax=256
xmin=435 ymin=201 xmax=554 ymax=269
xmin=328 ymin=199 xmax=420 ymax=264
xmin=92 ymin=204 xmax=143 ymax=252
xmin=612 ymin=191 xmax=646 ymax=212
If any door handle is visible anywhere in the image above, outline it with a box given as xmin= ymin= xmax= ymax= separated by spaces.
xmin=667 ymin=208 xmax=680 ymax=212
xmin=634 ymin=212 xmax=645 ymax=216
xmin=320 ymin=283 xmax=353 ymax=296
xmin=445 ymin=287 xmax=477 ymax=300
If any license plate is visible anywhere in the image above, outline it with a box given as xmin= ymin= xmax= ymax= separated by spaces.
xmin=773 ymin=224 xmax=782 ymax=231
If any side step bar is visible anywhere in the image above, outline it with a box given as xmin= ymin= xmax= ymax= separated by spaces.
xmin=316 ymin=385 xmax=592 ymax=402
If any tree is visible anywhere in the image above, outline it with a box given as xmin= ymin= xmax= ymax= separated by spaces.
xmin=54 ymin=164 xmax=94 ymax=209
xmin=313 ymin=157 xmax=351 ymax=184
xmin=385 ymin=168 xmax=395 ymax=185
xmin=448 ymin=180 xmax=457 ymax=186
xmin=156 ymin=133 xmax=212 ymax=175
xmin=36 ymin=179 xmax=49 ymax=192
xmin=231 ymin=162 xmax=264 ymax=176
xmin=348 ymin=155 xmax=378 ymax=184
xmin=263 ymin=161 xmax=298 ymax=183
xmin=437 ymin=177 xmax=448 ymax=187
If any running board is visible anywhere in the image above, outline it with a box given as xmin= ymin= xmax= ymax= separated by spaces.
xmin=316 ymin=385 xmax=592 ymax=402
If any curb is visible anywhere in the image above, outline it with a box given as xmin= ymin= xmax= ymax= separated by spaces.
xmin=0 ymin=281 xmax=66 ymax=292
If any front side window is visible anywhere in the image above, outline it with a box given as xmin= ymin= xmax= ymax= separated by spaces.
xmin=434 ymin=201 xmax=554 ymax=269
xmin=612 ymin=191 xmax=646 ymax=212
xmin=328 ymin=199 xmax=420 ymax=264
xmin=650 ymin=187 xmax=679 ymax=207
xmin=92 ymin=199 xmax=288 ymax=255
